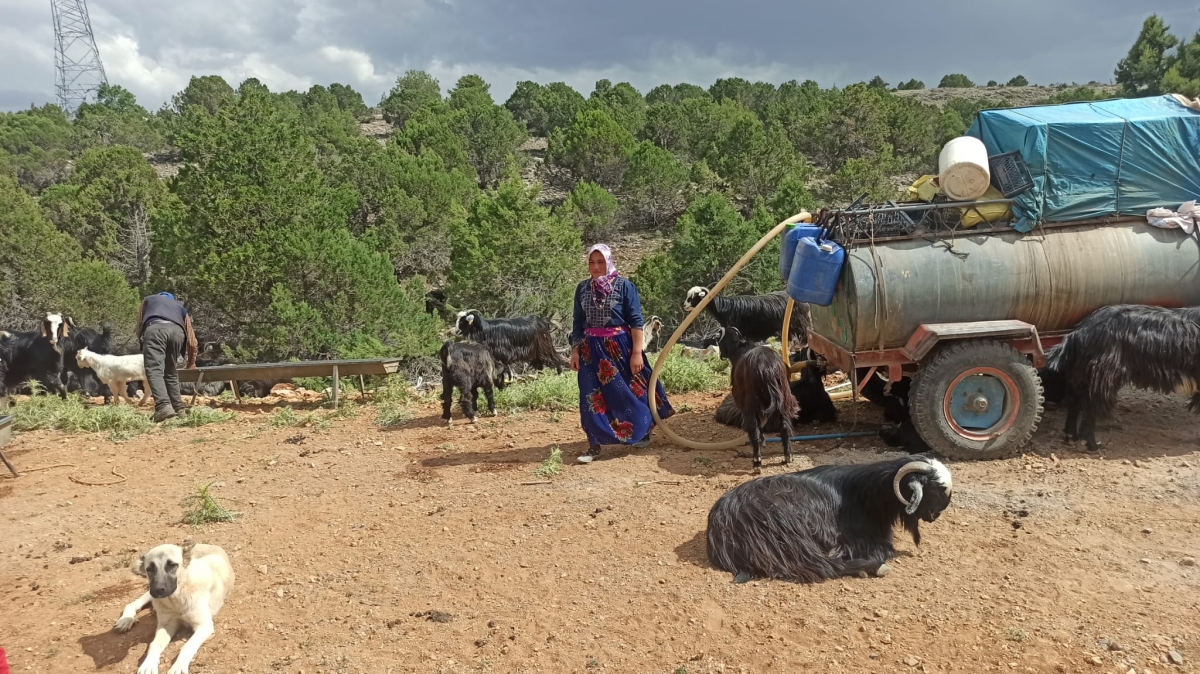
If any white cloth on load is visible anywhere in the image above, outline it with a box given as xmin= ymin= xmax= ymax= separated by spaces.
xmin=1147 ymin=200 xmax=1197 ymax=234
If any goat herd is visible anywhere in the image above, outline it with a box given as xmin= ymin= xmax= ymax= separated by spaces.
xmin=4 ymin=288 xmax=1200 ymax=673
xmin=0 ymin=294 xmax=1196 ymax=632
xmin=434 ymin=289 xmax=1200 ymax=587
xmin=0 ymin=314 xmax=289 ymax=408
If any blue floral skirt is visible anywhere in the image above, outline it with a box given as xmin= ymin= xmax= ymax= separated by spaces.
xmin=578 ymin=331 xmax=674 ymax=446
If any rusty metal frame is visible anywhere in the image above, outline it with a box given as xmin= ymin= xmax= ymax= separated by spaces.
xmin=807 ymin=322 xmax=1070 ymax=389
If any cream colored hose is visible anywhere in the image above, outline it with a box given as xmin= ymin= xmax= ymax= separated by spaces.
xmin=647 ymin=212 xmax=853 ymax=451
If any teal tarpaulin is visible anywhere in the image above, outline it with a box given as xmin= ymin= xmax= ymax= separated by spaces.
xmin=966 ymin=95 xmax=1200 ymax=232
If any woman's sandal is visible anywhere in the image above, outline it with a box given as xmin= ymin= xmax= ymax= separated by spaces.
xmin=578 ymin=445 xmax=602 ymax=463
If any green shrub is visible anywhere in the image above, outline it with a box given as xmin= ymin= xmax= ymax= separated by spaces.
xmin=181 ymin=483 xmax=240 ymax=525
xmin=496 ymin=372 xmax=578 ymax=412
xmin=656 ymin=347 xmax=728 ymax=393
xmin=164 ymin=407 xmax=236 ymax=429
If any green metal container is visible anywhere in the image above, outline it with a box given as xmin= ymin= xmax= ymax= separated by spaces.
xmin=811 ymin=220 xmax=1200 ymax=353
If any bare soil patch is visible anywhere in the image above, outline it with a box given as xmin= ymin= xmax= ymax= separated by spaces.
xmin=2 ymin=389 xmax=1199 ymax=674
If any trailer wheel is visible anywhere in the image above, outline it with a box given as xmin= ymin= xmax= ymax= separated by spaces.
xmin=908 ymin=340 xmax=1043 ymax=460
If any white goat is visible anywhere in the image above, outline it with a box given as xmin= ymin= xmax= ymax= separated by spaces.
xmin=74 ymin=347 xmax=151 ymax=406
xmin=642 ymin=316 xmax=664 ymax=353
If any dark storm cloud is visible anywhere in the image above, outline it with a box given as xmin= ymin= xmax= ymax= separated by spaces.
xmin=2 ymin=0 xmax=1198 ymax=111
xmin=0 ymin=89 xmax=55 ymax=110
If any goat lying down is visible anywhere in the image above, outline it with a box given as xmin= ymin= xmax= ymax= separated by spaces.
xmin=75 ymin=348 xmax=150 ymax=406
xmin=1045 ymin=304 xmax=1200 ymax=451
xmin=706 ymin=456 xmax=953 ymax=583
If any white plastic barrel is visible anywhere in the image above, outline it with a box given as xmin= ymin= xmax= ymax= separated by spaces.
xmin=938 ymin=136 xmax=991 ymax=201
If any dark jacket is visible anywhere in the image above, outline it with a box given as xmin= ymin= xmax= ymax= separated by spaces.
xmin=136 ymin=294 xmax=199 ymax=368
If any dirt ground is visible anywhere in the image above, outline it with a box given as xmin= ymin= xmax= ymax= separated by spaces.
xmin=2 ymin=387 xmax=1199 ymax=674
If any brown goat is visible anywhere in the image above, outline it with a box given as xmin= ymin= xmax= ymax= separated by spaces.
xmin=719 ymin=327 xmax=800 ymax=471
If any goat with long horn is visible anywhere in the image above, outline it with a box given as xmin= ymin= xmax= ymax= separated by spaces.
xmin=706 ymin=455 xmax=953 ymax=583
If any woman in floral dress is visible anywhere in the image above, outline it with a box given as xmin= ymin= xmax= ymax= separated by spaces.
xmin=569 ymin=244 xmax=674 ymax=464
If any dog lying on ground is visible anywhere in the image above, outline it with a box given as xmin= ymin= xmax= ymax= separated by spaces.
xmin=114 ymin=538 xmax=235 ymax=674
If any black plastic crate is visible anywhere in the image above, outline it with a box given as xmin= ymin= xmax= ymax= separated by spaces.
xmin=989 ymin=151 xmax=1034 ymax=198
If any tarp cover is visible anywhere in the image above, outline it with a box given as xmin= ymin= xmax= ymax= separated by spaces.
xmin=967 ymin=95 xmax=1200 ymax=232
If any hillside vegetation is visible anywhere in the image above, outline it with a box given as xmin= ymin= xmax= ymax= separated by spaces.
xmin=0 ymin=14 xmax=1181 ymax=363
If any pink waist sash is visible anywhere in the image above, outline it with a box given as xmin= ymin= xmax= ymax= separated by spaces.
xmin=584 ymin=326 xmax=626 ymax=338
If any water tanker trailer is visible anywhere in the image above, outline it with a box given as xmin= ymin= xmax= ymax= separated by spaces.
xmin=649 ymin=94 xmax=1200 ymax=460
xmin=800 ymin=210 xmax=1200 ymax=460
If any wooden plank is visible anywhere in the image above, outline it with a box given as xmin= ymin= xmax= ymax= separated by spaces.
xmin=231 ymin=381 xmax=243 ymax=406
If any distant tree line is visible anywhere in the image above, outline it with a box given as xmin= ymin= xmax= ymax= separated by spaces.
xmin=0 ymin=18 xmax=1154 ymax=363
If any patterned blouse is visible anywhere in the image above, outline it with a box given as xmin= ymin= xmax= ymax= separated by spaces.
xmin=569 ymin=277 xmax=646 ymax=348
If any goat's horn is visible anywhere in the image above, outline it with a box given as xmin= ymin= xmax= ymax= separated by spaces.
xmin=892 ymin=460 xmax=930 ymax=506
xmin=180 ymin=537 xmax=196 ymax=564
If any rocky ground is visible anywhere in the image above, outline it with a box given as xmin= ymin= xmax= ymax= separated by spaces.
xmin=1 ymin=385 xmax=1198 ymax=674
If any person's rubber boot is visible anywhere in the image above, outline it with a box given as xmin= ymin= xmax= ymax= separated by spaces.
xmin=152 ymin=405 xmax=177 ymax=423
xmin=577 ymin=445 xmax=601 ymax=464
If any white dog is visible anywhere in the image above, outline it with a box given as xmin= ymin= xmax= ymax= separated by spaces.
xmin=114 ymin=539 xmax=235 ymax=674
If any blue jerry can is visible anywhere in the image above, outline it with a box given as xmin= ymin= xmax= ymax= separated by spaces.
xmin=779 ymin=223 xmax=823 ymax=282
xmin=787 ymin=235 xmax=845 ymax=306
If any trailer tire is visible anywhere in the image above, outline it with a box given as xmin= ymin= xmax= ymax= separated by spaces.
xmin=908 ymin=340 xmax=1043 ymax=461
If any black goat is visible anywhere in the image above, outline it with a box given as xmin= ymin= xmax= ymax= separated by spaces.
xmin=715 ymin=349 xmax=836 ymax=431
xmin=440 ymin=340 xmax=502 ymax=425
xmin=684 ymin=288 xmax=811 ymax=346
xmin=850 ymin=368 xmax=928 ymax=451
xmin=0 ymin=314 xmax=71 ymax=398
xmin=719 ymin=326 xmax=800 ymax=471
xmin=425 ymin=288 xmax=448 ymax=317
xmin=1037 ymin=347 xmax=1068 ymax=407
xmin=65 ymin=370 xmax=113 ymax=399
xmin=856 ymin=368 xmax=911 ymax=410
xmin=1045 ymin=304 xmax=1200 ymax=451
xmin=173 ymin=345 xmax=288 ymax=398
xmin=454 ymin=309 xmax=567 ymax=386
xmin=0 ymin=334 xmax=10 ymax=400
xmin=706 ymin=456 xmax=953 ymax=583
xmin=238 ymin=379 xmax=288 ymax=398
xmin=179 ymin=379 xmax=230 ymax=398
xmin=59 ymin=319 xmax=113 ymax=402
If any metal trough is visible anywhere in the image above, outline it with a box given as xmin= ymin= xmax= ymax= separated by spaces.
xmin=176 ymin=358 xmax=403 ymax=409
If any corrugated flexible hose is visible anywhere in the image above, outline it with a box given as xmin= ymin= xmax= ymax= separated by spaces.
xmin=647 ymin=212 xmax=855 ymax=451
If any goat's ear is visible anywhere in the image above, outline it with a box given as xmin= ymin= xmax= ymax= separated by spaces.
xmin=60 ymin=321 xmax=69 ymax=338
xmin=904 ymin=480 xmax=925 ymax=515
xmin=39 ymin=322 xmax=50 ymax=339
xmin=132 ymin=554 xmax=147 ymax=577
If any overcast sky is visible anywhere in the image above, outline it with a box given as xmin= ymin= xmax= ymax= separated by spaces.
xmin=2 ymin=0 xmax=1197 ymax=112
